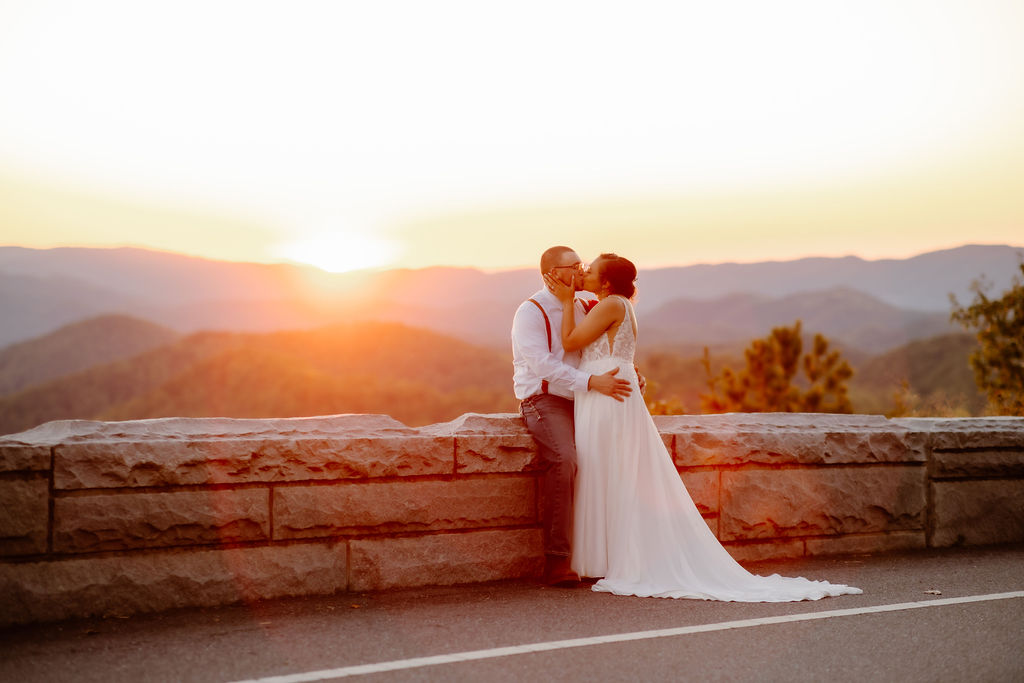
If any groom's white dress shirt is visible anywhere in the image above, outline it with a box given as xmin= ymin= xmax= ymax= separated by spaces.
xmin=511 ymin=288 xmax=590 ymax=401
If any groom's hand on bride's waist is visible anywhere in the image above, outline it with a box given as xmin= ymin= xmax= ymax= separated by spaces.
xmin=588 ymin=368 xmax=632 ymax=401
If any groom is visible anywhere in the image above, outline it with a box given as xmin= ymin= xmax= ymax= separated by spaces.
xmin=511 ymin=245 xmax=632 ymax=586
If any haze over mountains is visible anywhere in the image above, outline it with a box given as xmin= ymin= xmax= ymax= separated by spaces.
xmin=1 ymin=244 xmax=1020 ymax=353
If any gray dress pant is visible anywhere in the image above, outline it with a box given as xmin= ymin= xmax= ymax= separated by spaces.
xmin=520 ymin=393 xmax=576 ymax=558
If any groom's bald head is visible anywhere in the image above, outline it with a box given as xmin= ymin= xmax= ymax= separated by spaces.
xmin=540 ymin=246 xmax=578 ymax=273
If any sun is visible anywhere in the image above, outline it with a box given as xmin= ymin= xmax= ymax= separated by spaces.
xmin=275 ymin=231 xmax=398 ymax=273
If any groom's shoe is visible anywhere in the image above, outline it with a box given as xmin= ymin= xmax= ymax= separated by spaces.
xmin=543 ymin=555 xmax=580 ymax=587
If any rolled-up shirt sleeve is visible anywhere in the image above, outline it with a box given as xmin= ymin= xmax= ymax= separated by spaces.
xmin=512 ymin=302 xmax=590 ymax=396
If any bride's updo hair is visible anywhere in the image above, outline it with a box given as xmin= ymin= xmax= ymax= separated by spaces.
xmin=597 ymin=253 xmax=637 ymax=299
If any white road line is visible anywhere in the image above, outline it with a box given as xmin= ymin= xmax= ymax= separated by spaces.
xmin=230 ymin=591 xmax=1024 ymax=683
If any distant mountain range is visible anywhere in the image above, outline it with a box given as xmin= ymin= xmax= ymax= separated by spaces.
xmin=1 ymin=243 xmax=1020 ymax=353
xmin=642 ymin=287 xmax=954 ymax=354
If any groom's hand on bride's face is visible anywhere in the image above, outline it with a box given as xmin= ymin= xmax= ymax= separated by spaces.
xmin=588 ymin=368 xmax=632 ymax=401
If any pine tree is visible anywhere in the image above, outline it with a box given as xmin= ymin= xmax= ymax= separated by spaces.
xmin=701 ymin=321 xmax=853 ymax=413
xmin=950 ymin=263 xmax=1024 ymax=415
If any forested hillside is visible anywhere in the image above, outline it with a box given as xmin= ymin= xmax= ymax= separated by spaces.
xmin=0 ymin=323 xmax=515 ymax=434
xmin=637 ymin=333 xmax=982 ymax=417
xmin=849 ymin=333 xmax=984 ymax=415
xmin=0 ymin=315 xmax=178 ymax=396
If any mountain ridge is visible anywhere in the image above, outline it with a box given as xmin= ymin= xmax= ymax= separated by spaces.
xmin=642 ymin=286 xmax=954 ymax=353
xmin=1 ymin=243 xmax=1019 ymax=351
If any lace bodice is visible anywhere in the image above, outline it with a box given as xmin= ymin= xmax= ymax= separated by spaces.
xmin=581 ymin=295 xmax=636 ymax=365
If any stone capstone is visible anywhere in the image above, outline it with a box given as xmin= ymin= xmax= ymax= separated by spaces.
xmin=667 ymin=414 xmax=925 ymax=467
xmin=893 ymin=417 xmax=1024 ymax=450
xmin=2 ymin=414 xmax=411 ymax=444
xmin=932 ymin=449 xmax=1024 ymax=479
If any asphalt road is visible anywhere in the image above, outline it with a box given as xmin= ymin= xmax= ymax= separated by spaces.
xmin=3 ymin=545 xmax=1023 ymax=682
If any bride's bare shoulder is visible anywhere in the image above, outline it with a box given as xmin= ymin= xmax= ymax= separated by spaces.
xmin=590 ymin=296 xmax=626 ymax=320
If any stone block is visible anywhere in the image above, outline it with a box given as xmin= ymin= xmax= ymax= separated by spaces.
xmin=53 ymin=489 xmax=270 ymax=552
xmin=894 ymin=417 xmax=1024 ymax=450
xmin=0 ymin=541 xmax=347 ymax=627
xmin=0 ymin=444 xmax=51 ymax=474
xmin=680 ymin=470 xmax=718 ymax=515
xmin=823 ymin=429 xmax=927 ymax=463
xmin=5 ymin=414 xmax=411 ymax=444
xmin=932 ymin=450 xmax=1024 ymax=479
xmin=932 ymin=480 xmax=1024 ymax=547
xmin=54 ymin=434 xmax=453 ymax=489
xmin=720 ymin=466 xmax=925 ymax=541
xmin=722 ymin=539 xmax=805 ymax=563
xmin=675 ymin=429 xmax=826 ymax=467
xmin=0 ymin=478 xmax=49 ymax=556
xmin=668 ymin=414 xmax=925 ymax=467
xmin=349 ymin=528 xmax=543 ymax=591
xmin=456 ymin=436 xmax=539 ymax=474
xmin=424 ymin=413 xmax=539 ymax=474
xmin=422 ymin=413 xmax=524 ymax=436
xmin=805 ymin=531 xmax=926 ymax=557
xmin=274 ymin=477 xmax=535 ymax=539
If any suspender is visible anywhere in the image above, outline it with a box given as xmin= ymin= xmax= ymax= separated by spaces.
xmin=528 ymin=298 xmax=552 ymax=394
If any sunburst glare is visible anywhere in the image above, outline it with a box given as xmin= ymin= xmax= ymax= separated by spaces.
xmin=275 ymin=231 xmax=398 ymax=273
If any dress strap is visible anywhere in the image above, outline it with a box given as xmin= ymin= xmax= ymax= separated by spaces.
xmin=613 ymin=295 xmax=637 ymax=340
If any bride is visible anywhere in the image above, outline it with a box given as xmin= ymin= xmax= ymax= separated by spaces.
xmin=543 ymin=253 xmax=862 ymax=601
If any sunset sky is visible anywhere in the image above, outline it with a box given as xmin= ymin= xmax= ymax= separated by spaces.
xmin=1 ymin=1 xmax=1022 ymax=272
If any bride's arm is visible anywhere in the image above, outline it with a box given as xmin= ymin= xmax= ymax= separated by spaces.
xmin=560 ymin=298 xmax=623 ymax=351
xmin=544 ymin=274 xmax=624 ymax=352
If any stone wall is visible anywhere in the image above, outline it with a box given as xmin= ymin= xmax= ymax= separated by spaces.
xmin=1 ymin=413 xmax=1022 ymax=626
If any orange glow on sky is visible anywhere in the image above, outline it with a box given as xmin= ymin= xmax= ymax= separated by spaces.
xmin=1 ymin=1 xmax=1022 ymax=271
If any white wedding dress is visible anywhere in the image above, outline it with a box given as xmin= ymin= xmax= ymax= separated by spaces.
xmin=571 ymin=295 xmax=862 ymax=601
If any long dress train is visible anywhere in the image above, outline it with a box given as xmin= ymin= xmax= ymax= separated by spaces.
xmin=571 ymin=295 xmax=862 ymax=601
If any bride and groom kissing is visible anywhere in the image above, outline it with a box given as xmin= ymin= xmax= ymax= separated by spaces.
xmin=511 ymin=246 xmax=862 ymax=601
